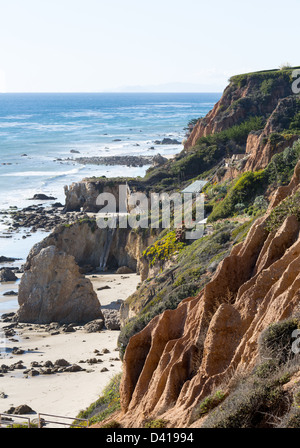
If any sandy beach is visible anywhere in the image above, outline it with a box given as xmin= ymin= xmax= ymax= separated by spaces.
xmin=0 ymin=272 xmax=140 ymax=427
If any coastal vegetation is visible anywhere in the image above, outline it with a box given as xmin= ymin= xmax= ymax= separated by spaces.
xmin=206 ymin=139 xmax=300 ymax=222
xmin=265 ymin=191 xmax=300 ymax=232
xmin=116 ymin=135 xmax=300 ymax=356
xmin=143 ymin=116 xmax=266 ymax=190
xmin=200 ymin=318 xmax=300 ymax=428
xmin=76 ymin=373 xmax=122 ymax=426
xmin=229 ymin=65 xmax=300 ymax=88
xmin=118 ymin=220 xmax=242 ymax=356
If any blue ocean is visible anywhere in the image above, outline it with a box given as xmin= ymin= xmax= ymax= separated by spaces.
xmin=0 ymin=92 xmax=220 ymax=313
xmin=0 ymin=92 xmax=220 ymax=208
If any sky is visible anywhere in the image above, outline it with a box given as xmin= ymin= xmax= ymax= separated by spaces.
xmin=0 ymin=0 xmax=299 ymax=93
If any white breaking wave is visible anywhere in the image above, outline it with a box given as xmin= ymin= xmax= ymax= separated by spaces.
xmin=60 ymin=111 xmax=115 ymax=119
xmin=0 ymin=168 xmax=83 ymax=178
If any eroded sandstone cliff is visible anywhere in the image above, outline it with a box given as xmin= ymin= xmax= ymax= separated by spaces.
xmin=110 ymin=161 xmax=300 ymax=428
xmin=24 ymin=219 xmax=155 ymax=276
xmin=185 ymin=69 xmax=293 ymax=149
xmin=184 ymin=68 xmax=300 ymax=173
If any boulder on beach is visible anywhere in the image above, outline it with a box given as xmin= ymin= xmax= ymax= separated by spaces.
xmin=116 ymin=266 xmax=134 ymax=275
xmin=17 ymin=245 xmax=103 ymax=325
xmin=7 ymin=404 xmax=35 ymax=415
xmin=103 ymin=309 xmax=121 ymax=330
xmin=84 ymin=319 xmax=105 ymax=333
xmin=0 ymin=268 xmax=18 ymax=282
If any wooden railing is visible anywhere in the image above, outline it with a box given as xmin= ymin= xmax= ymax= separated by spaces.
xmin=0 ymin=413 xmax=31 ymax=428
xmin=37 ymin=413 xmax=89 ymax=428
xmin=0 ymin=412 xmax=89 ymax=428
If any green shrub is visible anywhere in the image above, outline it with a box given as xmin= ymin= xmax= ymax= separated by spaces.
xmin=76 ymin=373 xmax=122 ymax=425
xmin=144 ymin=419 xmax=168 ymax=428
xmin=229 ymin=66 xmax=299 ymax=88
xmin=279 ymin=408 xmax=300 ymax=428
xmin=6 ymin=423 xmax=38 ymax=428
xmin=253 ymin=360 xmax=279 ymax=379
xmin=258 ymin=319 xmax=299 ymax=364
xmin=290 ymin=112 xmax=300 ymax=131
xmin=99 ymin=420 xmax=121 ymax=428
xmin=231 ymin=219 xmax=254 ymax=241
xmin=201 ymin=381 xmax=286 ymax=428
xmin=197 ymin=116 xmax=265 ymax=147
xmin=265 ymin=191 xmax=300 ymax=233
xmin=215 ymin=231 xmax=231 ymax=244
xmin=260 ymin=78 xmax=275 ymax=95
xmin=143 ymin=230 xmax=186 ymax=267
xmin=208 ymin=170 xmax=267 ymax=221
xmin=207 ymin=138 xmax=300 ymax=222
xmin=265 ymin=140 xmax=300 ymax=186
xmin=192 ymin=390 xmax=226 ymax=422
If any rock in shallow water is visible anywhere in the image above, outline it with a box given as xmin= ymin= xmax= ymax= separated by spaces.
xmin=0 ymin=268 xmax=18 ymax=282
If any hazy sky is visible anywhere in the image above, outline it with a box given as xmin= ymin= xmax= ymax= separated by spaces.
xmin=0 ymin=0 xmax=299 ymax=92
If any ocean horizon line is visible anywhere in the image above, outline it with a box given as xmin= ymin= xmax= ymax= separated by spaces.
xmin=0 ymin=91 xmax=222 ymax=95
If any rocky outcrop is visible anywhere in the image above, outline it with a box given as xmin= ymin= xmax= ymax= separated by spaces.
xmin=185 ymin=71 xmax=293 ymax=150
xmin=74 ymin=155 xmax=154 ymax=168
xmin=64 ymin=179 xmax=125 ymax=212
xmin=269 ymin=157 xmax=300 ymax=208
xmin=0 ymin=268 xmax=18 ymax=282
xmin=183 ymin=69 xmax=300 ymax=176
xmin=243 ymin=96 xmax=300 ymax=171
xmin=154 ymin=138 xmax=182 ymax=145
xmin=114 ymin=162 xmax=300 ymax=428
xmin=17 ymin=246 xmax=103 ymax=324
xmin=152 ymin=153 xmax=168 ymax=167
xmin=24 ymin=219 xmax=156 ymax=278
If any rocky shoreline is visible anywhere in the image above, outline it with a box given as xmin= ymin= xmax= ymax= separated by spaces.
xmin=0 ymin=313 xmax=121 ymax=379
xmin=2 ymin=205 xmax=91 ymax=235
xmin=74 ymin=155 xmax=154 ymax=167
xmin=0 ymin=272 xmax=140 ymax=423
xmin=61 ymin=153 xmax=170 ymax=168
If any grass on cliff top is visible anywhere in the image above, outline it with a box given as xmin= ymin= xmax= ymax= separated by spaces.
xmin=229 ymin=65 xmax=300 ymax=88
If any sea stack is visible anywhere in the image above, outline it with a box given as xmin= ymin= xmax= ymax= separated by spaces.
xmin=17 ymin=245 xmax=103 ymax=324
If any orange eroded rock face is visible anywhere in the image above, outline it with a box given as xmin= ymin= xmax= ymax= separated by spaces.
xmin=117 ymin=163 xmax=300 ymax=428
xmin=184 ymin=76 xmax=293 ymax=153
